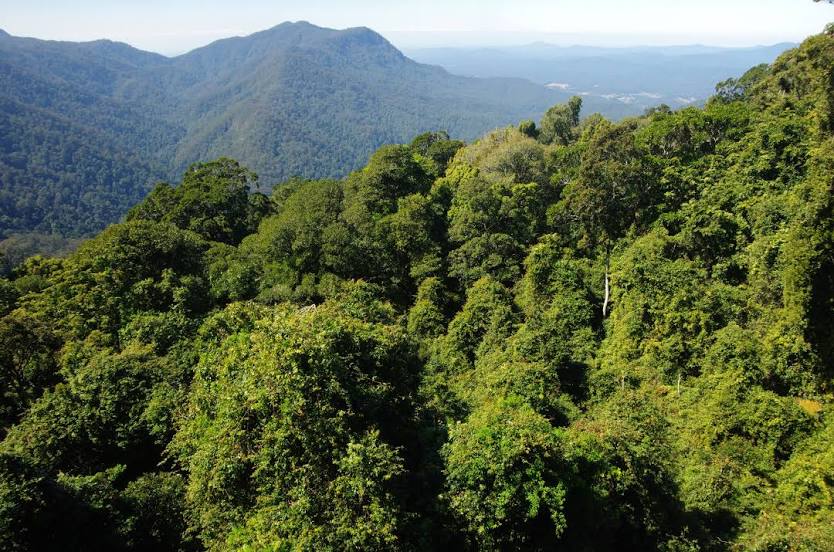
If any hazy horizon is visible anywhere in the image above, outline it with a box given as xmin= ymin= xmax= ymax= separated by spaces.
xmin=0 ymin=23 xmax=803 ymax=58
xmin=1 ymin=0 xmax=830 ymax=55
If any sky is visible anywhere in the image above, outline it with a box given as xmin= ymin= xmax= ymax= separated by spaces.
xmin=0 ymin=0 xmax=831 ymax=55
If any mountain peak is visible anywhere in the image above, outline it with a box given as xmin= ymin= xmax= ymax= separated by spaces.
xmin=255 ymin=21 xmax=395 ymax=49
xmin=250 ymin=20 xmax=337 ymax=42
xmin=340 ymin=25 xmax=391 ymax=43
xmin=321 ymin=25 xmax=406 ymax=64
xmin=259 ymin=20 xmax=324 ymax=34
xmin=178 ymin=22 xmax=405 ymax=71
xmin=276 ymin=20 xmax=318 ymax=29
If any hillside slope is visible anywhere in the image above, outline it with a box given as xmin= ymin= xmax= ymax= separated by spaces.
xmin=0 ymin=22 xmax=584 ymax=238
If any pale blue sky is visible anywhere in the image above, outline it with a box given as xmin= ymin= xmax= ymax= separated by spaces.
xmin=0 ymin=0 xmax=831 ymax=54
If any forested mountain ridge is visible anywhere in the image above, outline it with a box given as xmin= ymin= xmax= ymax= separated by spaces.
xmin=0 ymin=21 xmax=592 ymax=240
xmin=2 ymin=24 xmax=834 ymax=552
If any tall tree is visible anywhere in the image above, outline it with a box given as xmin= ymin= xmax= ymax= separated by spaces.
xmin=538 ymin=97 xmax=583 ymax=146
xmin=552 ymin=120 xmax=658 ymax=316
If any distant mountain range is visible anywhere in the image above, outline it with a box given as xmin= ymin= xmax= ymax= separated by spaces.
xmin=405 ymin=42 xmax=794 ymax=111
xmin=0 ymin=21 xmax=592 ymax=239
xmin=0 ymin=22 xmax=790 ymax=241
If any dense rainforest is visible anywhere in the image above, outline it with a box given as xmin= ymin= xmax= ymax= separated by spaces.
xmin=2 ymin=26 xmax=834 ymax=552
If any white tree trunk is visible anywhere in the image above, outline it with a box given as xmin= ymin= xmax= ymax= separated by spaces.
xmin=602 ymin=252 xmax=610 ymax=317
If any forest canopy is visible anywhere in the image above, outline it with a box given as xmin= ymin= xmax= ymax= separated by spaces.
xmin=2 ymin=27 xmax=834 ymax=552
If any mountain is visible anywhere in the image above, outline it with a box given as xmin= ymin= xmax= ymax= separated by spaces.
xmin=0 ymin=31 xmax=186 ymax=238
xmin=406 ymin=42 xmax=794 ymax=110
xmin=151 ymin=22 xmax=616 ymax=182
xmin=0 ymin=21 xmax=604 ymax=239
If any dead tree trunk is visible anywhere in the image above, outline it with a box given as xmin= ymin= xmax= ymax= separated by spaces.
xmin=602 ymin=244 xmax=611 ymax=317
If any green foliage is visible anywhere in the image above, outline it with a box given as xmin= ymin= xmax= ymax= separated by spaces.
xmin=737 ymin=414 xmax=834 ymax=550
xmin=561 ymin=391 xmax=687 ymax=549
xmin=437 ymin=276 xmax=516 ymax=375
xmin=0 ymin=311 xmax=61 ymax=435
xmin=552 ymin=118 xmax=661 ymax=251
xmin=172 ymin=298 xmax=422 ymax=549
xmin=120 ymin=472 xmax=195 ymax=551
xmin=344 ymin=145 xmax=434 ymax=221
xmin=21 ymin=220 xmax=210 ymax=340
xmin=518 ymin=119 xmax=538 ymax=139
xmin=3 ymin=28 xmax=834 ymax=552
xmin=0 ymin=452 xmax=50 ymax=551
xmin=715 ymin=63 xmax=771 ymax=102
xmin=538 ymin=96 xmax=582 ymax=146
xmin=0 ymin=278 xmax=17 ymax=316
xmin=3 ymin=344 xmax=169 ymax=473
xmin=407 ymin=277 xmax=450 ymax=341
xmin=446 ymin=135 xmax=555 ymax=287
xmin=0 ymin=453 xmax=195 ymax=552
xmin=444 ymin=397 xmax=568 ymax=549
xmin=409 ymin=131 xmax=465 ymax=177
xmin=128 ymin=158 xmax=269 ymax=245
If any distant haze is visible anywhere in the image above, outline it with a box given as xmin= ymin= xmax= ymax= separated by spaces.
xmin=0 ymin=0 xmax=830 ymax=55
xmin=405 ymin=42 xmax=795 ymax=114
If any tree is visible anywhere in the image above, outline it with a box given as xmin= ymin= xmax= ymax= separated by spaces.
xmin=2 ymin=344 xmax=170 ymax=474
xmin=410 ymin=131 xmax=465 ymax=176
xmin=336 ymin=145 xmax=435 ymax=298
xmin=518 ymin=119 xmax=538 ymax=139
xmin=243 ymin=178 xmax=344 ymax=302
xmin=446 ymin=162 xmax=552 ymax=287
xmin=0 ymin=279 xmax=18 ymax=317
xmin=0 ymin=312 xmax=60 ymax=435
xmin=128 ymin=158 xmax=270 ymax=245
xmin=552 ymin=120 xmax=659 ymax=316
xmin=538 ymin=97 xmax=582 ymax=146
xmin=20 ymin=220 xmax=210 ymax=340
xmin=407 ymin=277 xmax=449 ymax=341
xmin=444 ymin=397 xmax=569 ymax=549
xmin=4 ymin=27 xmax=834 ymax=552
xmin=714 ymin=63 xmax=769 ymax=102
xmin=171 ymin=296 xmax=425 ymax=549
